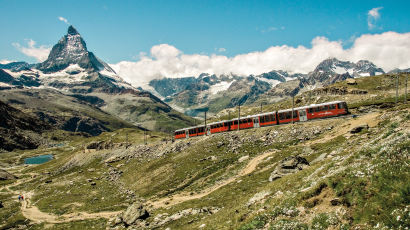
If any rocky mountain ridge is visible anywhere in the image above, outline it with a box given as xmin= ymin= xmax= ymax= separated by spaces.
xmin=147 ymin=58 xmax=389 ymax=116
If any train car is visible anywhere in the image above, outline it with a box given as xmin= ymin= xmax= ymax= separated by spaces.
xmin=174 ymin=128 xmax=187 ymax=139
xmin=187 ymin=125 xmax=206 ymax=137
xmin=277 ymin=109 xmax=299 ymax=124
xmin=209 ymin=121 xmax=228 ymax=134
xmin=304 ymin=101 xmax=348 ymax=120
xmin=257 ymin=112 xmax=278 ymax=127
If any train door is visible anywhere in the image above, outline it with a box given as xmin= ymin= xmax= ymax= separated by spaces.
xmin=206 ymin=126 xmax=211 ymax=136
xmin=185 ymin=129 xmax=189 ymax=139
xmin=299 ymin=109 xmax=307 ymax=121
xmin=253 ymin=117 xmax=260 ymax=128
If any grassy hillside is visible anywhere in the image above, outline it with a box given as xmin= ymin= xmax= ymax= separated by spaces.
xmin=212 ymin=73 xmax=409 ymax=122
xmin=0 ymin=74 xmax=408 ymax=229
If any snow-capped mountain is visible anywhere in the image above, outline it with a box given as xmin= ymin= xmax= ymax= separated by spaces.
xmin=1 ymin=26 xmax=133 ymax=93
xmin=39 ymin=26 xmax=115 ymax=74
xmin=147 ymin=57 xmax=386 ymax=116
xmin=0 ymin=26 xmax=196 ymax=132
xmin=307 ymin=58 xmax=385 ymax=86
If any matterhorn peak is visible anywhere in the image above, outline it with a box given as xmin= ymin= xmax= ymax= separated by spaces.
xmin=38 ymin=25 xmax=112 ymax=74
xmin=67 ymin=25 xmax=79 ymax=35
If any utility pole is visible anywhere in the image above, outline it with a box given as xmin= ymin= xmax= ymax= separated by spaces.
xmin=228 ymin=110 xmax=231 ymax=120
xmin=396 ymin=75 xmax=399 ymax=104
xmin=405 ymin=74 xmax=408 ymax=104
xmin=291 ymin=95 xmax=295 ymax=124
xmin=144 ymin=130 xmax=147 ymax=145
xmin=204 ymin=111 xmax=207 ymax=135
xmin=260 ymin=102 xmax=263 ymax=113
xmin=238 ymin=104 xmax=240 ymax=131
xmin=126 ymin=132 xmax=128 ymax=149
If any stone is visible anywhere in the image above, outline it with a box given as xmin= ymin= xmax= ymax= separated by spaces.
xmin=330 ymin=198 xmax=342 ymax=206
xmin=122 ymin=202 xmax=150 ymax=226
xmin=269 ymin=156 xmax=309 ymax=182
xmin=350 ymin=124 xmax=369 ymax=134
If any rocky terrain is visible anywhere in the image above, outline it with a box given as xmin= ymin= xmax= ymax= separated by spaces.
xmin=0 ymin=73 xmax=408 ymax=229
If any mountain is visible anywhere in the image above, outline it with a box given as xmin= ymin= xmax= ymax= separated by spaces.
xmin=146 ymin=58 xmax=385 ymax=116
xmin=0 ymin=61 xmax=33 ymax=72
xmin=0 ymin=100 xmax=51 ymax=151
xmin=149 ymin=73 xmax=273 ymax=117
xmin=306 ymin=58 xmax=385 ymax=86
xmin=388 ymin=68 xmax=410 ymax=74
xmin=0 ymin=26 xmax=196 ymax=133
xmin=38 ymin=26 xmax=114 ymax=74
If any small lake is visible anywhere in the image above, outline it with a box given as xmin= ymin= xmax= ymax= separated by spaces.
xmin=24 ymin=154 xmax=53 ymax=164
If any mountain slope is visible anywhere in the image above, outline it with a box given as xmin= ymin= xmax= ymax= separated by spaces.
xmin=0 ymin=26 xmax=197 ymax=132
xmin=0 ymin=100 xmax=51 ymax=151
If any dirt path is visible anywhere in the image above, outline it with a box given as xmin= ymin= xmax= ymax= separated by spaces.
xmin=1 ymin=167 xmax=120 ymax=224
xmin=21 ymin=192 xmax=120 ymax=224
xmin=148 ymin=150 xmax=275 ymax=209
xmin=304 ymin=112 xmax=380 ymax=145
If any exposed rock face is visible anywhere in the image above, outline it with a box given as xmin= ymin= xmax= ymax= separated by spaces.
xmin=0 ymin=169 xmax=17 ymax=180
xmin=38 ymin=25 xmax=114 ymax=74
xmin=121 ymin=201 xmax=150 ymax=226
xmin=269 ymin=156 xmax=309 ymax=181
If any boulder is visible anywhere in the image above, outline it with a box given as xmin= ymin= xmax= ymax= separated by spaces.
xmin=350 ymin=124 xmax=369 ymax=134
xmin=269 ymin=156 xmax=309 ymax=181
xmin=122 ymin=201 xmax=150 ymax=226
xmin=0 ymin=169 xmax=17 ymax=180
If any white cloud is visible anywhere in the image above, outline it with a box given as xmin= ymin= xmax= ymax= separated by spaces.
xmin=0 ymin=59 xmax=15 ymax=64
xmin=368 ymin=7 xmax=383 ymax=30
xmin=111 ymin=31 xmax=410 ymax=87
xmin=58 ymin=16 xmax=70 ymax=25
xmin=218 ymin=48 xmax=226 ymax=52
xmin=12 ymin=39 xmax=51 ymax=62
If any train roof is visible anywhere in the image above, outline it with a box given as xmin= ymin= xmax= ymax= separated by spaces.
xmin=278 ymin=101 xmax=345 ymax=112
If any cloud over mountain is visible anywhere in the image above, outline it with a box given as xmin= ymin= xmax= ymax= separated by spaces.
xmin=112 ymin=31 xmax=410 ymax=86
xmin=12 ymin=39 xmax=51 ymax=62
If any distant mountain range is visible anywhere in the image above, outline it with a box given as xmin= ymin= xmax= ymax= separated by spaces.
xmin=146 ymin=57 xmax=408 ymax=117
xmin=0 ymin=26 xmax=196 ymax=136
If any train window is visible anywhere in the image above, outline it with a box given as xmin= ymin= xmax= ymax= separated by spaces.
xmin=234 ymin=120 xmax=238 ymax=125
xmin=271 ymin=114 xmax=276 ymax=121
xmin=314 ymin=107 xmax=320 ymax=112
xmin=248 ymin=118 xmax=251 ymax=123
xmin=329 ymin=104 xmax=336 ymax=110
xmin=338 ymin=103 xmax=345 ymax=109
xmin=279 ymin=113 xmax=285 ymax=120
xmin=260 ymin=116 xmax=265 ymax=123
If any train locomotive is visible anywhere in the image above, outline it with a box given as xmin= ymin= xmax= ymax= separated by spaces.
xmin=174 ymin=101 xmax=348 ymax=139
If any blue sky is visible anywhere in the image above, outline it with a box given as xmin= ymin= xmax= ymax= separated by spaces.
xmin=1 ymin=0 xmax=409 ymax=63
xmin=1 ymin=0 xmax=410 ymax=85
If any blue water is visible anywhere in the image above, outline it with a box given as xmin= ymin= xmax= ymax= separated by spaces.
xmin=24 ymin=154 xmax=53 ymax=164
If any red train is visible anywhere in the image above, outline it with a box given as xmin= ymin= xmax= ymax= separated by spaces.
xmin=174 ymin=101 xmax=348 ymax=139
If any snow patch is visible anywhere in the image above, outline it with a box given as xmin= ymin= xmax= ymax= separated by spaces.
xmin=256 ymin=77 xmax=281 ymax=87
xmin=209 ymin=81 xmax=234 ymax=95
xmin=333 ymin=66 xmax=348 ymax=74
xmin=359 ymin=73 xmax=370 ymax=77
